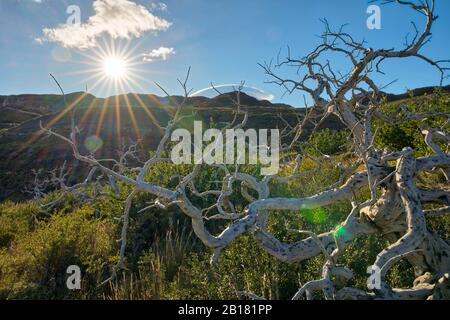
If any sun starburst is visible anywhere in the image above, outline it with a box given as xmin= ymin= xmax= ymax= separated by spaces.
xmin=67 ymin=38 xmax=151 ymax=97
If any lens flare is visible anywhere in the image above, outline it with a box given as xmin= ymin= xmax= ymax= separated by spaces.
xmin=300 ymin=206 xmax=327 ymax=224
xmin=334 ymin=226 xmax=347 ymax=239
xmin=84 ymin=135 xmax=103 ymax=153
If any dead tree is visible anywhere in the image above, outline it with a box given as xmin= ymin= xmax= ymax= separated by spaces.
xmin=41 ymin=0 xmax=449 ymax=299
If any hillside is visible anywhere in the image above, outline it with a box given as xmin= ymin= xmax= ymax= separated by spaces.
xmin=0 ymin=86 xmax=447 ymax=201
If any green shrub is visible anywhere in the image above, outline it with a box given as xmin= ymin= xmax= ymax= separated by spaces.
xmin=0 ymin=205 xmax=116 ymax=299
xmin=306 ymin=129 xmax=348 ymax=156
xmin=0 ymin=201 xmax=41 ymax=248
xmin=375 ymin=89 xmax=449 ymax=157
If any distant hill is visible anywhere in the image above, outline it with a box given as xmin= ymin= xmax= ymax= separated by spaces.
xmin=196 ymin=92 xmax=270 ymax=108
xmin=0 ymin=86 xmax=447 ymax=201
xmin=383 ymin=85 xmax=450 ymax=102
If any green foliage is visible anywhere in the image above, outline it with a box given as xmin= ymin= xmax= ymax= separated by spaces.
xmin=375 ymin=89 xmax=450 ymax=157
xmin=0 ymin=205 xmax=116 ymax=299
xmin=107 ymin=223 xmax=197 ymax=300
xmin=306 ymin=129 xmax=348 ymax=156
xmin=0 ymin=201 xmax=41 ymax=247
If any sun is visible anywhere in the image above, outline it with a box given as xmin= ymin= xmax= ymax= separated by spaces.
xmin=69 ymin=40 xmax=149 ymax=97
xmin=102 ymin=56 xmax=127 ymax=79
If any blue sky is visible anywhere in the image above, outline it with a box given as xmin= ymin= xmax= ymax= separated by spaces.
xmin=0 ymin=0 xmax=449 ymax=107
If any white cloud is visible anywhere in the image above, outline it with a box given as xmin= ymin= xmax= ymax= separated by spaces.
xmin=36 ymin=0 xmax=171 ymax=49
xmin=151 ymin=2 xmax=168 ymax=12
xmin=142 ymin=46 xmax=175 ymax=62
xmin=191 ymin=84 xmax=275 ymax=101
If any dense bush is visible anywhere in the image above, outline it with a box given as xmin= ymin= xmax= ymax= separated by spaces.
xmin=375 ymin=89 xmax=449 ymax=157
xmin=305 ymin=129 xmax=348 ymax=156
xmin=0 ymin=204 xmax=116 ymax=299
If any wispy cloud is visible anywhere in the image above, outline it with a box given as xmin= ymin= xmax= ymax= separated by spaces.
xmin=142 ymin=46 xmax=175 ymax=62
xmin=191 ymin=84 xmax=275 ymax=101
xmin=36 ymin=0 xmax=171 ymax=49
xmin=151 ymin=2 xmax=168 ymax=12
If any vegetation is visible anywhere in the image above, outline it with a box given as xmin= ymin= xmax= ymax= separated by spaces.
xmin=0 ymin=90 xmax=448 ymax=299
